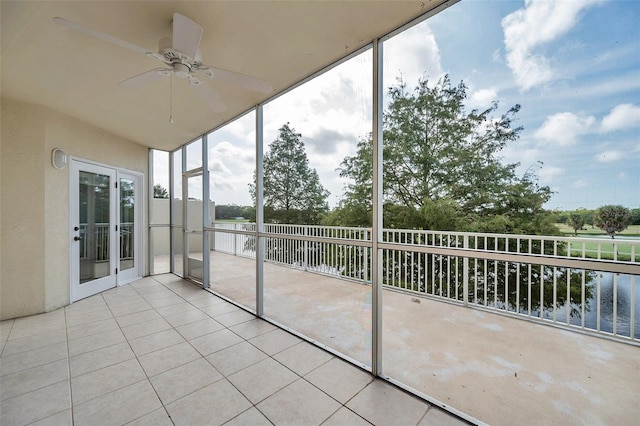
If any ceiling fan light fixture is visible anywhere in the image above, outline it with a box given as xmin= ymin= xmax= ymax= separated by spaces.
xmin=173 ymin=63 xmax=190 ymax=79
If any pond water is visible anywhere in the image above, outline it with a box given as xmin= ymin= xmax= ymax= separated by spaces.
xmin=550 ymin=272 xmax=639 ymax=339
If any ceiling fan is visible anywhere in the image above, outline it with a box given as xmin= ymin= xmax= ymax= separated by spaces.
xmin=53 ymin=13 xmax=272 ymax=113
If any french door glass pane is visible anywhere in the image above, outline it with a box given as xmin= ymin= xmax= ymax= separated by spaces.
xmin=79 ymin=171 xmax=110 ymax=284
xmin=120 ymin=177 xmax=135 ymax=272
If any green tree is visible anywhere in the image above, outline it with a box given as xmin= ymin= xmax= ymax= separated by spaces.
xmin=567 ymin=213 xmax=585 ymax=236
xmin=153 ymin=184 xmax=168 ymax=199
xmin=630 ymin=208 xmax=640 ymax=226
xmin=330 ymin=74 xmax=591 ymax=316
xmin=334 ymin=75 xmax=556 ymax=235
xmin=250 ymin=123 xmax=329 ymax=224
xmin=594 ymin=205 xmax=632 ymax=238
xmin=582 ymin=209 xmax=596 ymax=228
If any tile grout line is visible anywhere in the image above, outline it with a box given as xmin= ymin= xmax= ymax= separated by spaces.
xmin=64 ymin=298 xmax=75 ymax=426
xmin=0 ymin=319 xmax=16 ymax=357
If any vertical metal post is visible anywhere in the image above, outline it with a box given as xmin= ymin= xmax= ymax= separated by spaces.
xmin=256 ymin=105 xmax=265 ymax=316
xmin=233 ymin=226 xmax=237 ymax=256
xmin=371 ymin=38 xmax=383 ymax=376
xmin=202 ymin=135 xmax=211 ymax=289
xmin=211 ymin=202 xmax=216 ymax=253
xmin=304 ymin=226 xmax=309 ymax=271
xmin=182 ymin=147 xmax=188 ymax=278
xmin=148 ymin=149 xmax=154 ymax=276
xmin=463 ymin=234 xmax=469 ymax=307
xmin=169 ymin=151 xmax=175 ymax=274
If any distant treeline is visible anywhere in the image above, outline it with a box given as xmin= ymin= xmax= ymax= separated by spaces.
xmin=215 ymin=204 xmax=255 ymax=220
xmin=553 ymin=208 xmax=640 ymax=226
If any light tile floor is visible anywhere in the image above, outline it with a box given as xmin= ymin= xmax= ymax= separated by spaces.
xmin=0 ymin=274 xmax=468 ymax=426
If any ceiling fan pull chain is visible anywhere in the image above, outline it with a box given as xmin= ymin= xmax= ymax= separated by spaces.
xmin=169 ymin=74 xmax=174 ymax=124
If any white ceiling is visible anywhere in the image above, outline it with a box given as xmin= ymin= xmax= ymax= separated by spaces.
xmin=1 ymin=0 xmax=447 ymax=151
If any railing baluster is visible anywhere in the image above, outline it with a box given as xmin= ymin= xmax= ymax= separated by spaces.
xmin=431 ymin=252 xmax=435 ymax=296
xmin=439 ymin=252 xmax=443 ymax=298
xmin=504 ymin=261 xmax=509 ymax=311
xmin=493 ymin=260 xmax=498 ymax=309
xmin=483 ymin=258 xmax=488 ymax=306
xmin=516 ymin=263 xmax=520 ymax=314
xmin=631 ymin=275 xmax=636 ymax=340
xmin=539 ymin=264 xmax=544 ymax=319
xmin=566 ymin=268 xmax=571 ymax=326
xmin=581 ymin=269 xmax=586 ymax=330
xmin=613 ymin=273 xmax=618 ymax=336
xmin=596 ymin=272 xmax=601 ymax=332
xmin=553 ymin=267 xmax=557 ymax=322
xmin=463 ymin=235 xmax=469 ymax=306
xmin=527 ymin=264 xmax=531 ymax=317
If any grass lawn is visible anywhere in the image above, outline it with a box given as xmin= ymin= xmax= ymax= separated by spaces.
xmin=553 ymin=223 xmax=639 ymax=261
xmin=566 ymin=241 xmax=636 ymax=261
xmin=555 ymin=223 xmax=640 ymax=237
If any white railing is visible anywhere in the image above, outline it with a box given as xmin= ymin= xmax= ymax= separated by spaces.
xmin=79 ymin=223 xmax=134 ymax=261
xmin=210 ymin=222 xmax=640 ymax=342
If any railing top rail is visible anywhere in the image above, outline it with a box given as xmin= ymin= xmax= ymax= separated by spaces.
xmin=382 ymin=228 xmax=640 ymax=244
xmin=211 ymin=221 xmax=639 ymax=245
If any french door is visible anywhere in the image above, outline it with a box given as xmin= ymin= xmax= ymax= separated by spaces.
xmin=70 ymin=160 xmax=142 ymax=302
xmin=184 ymin=169 xmax=204 ymax=282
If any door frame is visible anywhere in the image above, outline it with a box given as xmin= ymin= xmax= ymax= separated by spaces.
xmin=183 ymin=167 xmax=204 ymax=282
xmin=69 ymin=158 xmax=144 ymax=302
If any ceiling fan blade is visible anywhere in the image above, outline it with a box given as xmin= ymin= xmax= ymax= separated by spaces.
xmin=53 ymin=17 xmax=151 ymax=56
xmin=188 ymin=78 xmax=226 ymax=112
xmin=172 ymin=13 xmax=202 ymax=60
xmin=199 ymin=66 xmax=272 ymax=94
xmin=120 ymin=69 xmax=170 ymax=88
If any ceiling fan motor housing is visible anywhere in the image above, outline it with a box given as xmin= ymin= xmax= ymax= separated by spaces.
xmin=159 ymin=36 xmax=203 ymax=78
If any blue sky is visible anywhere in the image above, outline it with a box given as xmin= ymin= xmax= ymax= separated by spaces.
xmin=386 ymin=0 xmax=640 ymax=211
xmin=163 ymin=0 xmax=640 ymax=212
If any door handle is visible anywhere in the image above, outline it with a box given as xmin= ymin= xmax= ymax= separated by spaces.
xmin=74 ymin=236 xmax=81 ymax=241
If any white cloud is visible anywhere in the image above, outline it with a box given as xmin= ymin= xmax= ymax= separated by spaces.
xmin=595 ymin=150 xmax=624 ymax=163
xmin=469 ymin=88 xmax=498 ymax=111
xmin=600 ymin=103 xmax=640 ymax=132
xmin=208 ymin=141 xmax=255 ymax=203
xmin=538 ymin=164 xmax=564 ymax=184
xmin=501 ymin=0 xmax=600 ymax=90
xmin=573 ymin=179 xmax=588 ymax=189
xmin=534 ymin=112 xmax=596 ymax=145
xmin=384 ymin=23 xmax=443 ymax=87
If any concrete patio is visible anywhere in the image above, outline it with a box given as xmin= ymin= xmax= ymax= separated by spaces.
xmin=207 ymin=251 xmax=640 ymax=425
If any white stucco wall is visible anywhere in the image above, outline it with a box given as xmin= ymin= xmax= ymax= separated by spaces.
xmin=1 ymin=100 xmax=47 ymax=319
xmin=1 ymin=98 xmax=149 ymax=319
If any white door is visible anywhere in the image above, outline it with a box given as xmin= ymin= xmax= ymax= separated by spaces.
xmin=70 ymin=161 xmax=143 ymax=302
xmin=70 ymin=161 xmax=118 ymax=301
